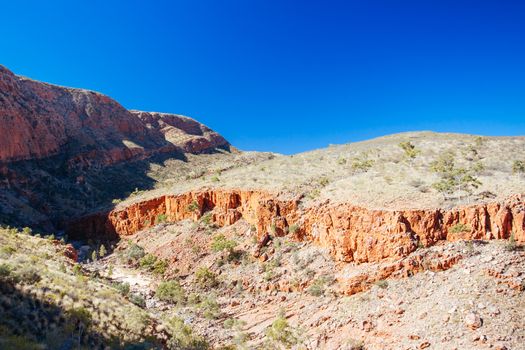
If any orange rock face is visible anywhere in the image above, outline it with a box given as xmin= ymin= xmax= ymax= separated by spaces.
xmin=67 ymin=190 xmax=525 ymax=265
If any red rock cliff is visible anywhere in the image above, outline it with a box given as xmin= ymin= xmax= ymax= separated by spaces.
xmin=0 ymin=65 xmax=229 ymax=165
xmin=67 ymin=190 xmax=525 ymax=264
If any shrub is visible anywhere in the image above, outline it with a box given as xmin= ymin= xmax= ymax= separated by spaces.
xmin=73 ymin=264 xmax=83 ymax=276
xmin=187 ymin=292 xmax=201 ymax=305
xmin=399 ymin=141 xmax=420 ymax=160
xmin=91 ymin=250 xmax=98 ymax=262
xmin=156 ymin=214 xmax=167 ymax=224
xmin=211 ymin=234 xmax=236 ymax=253
xmin=187 ymin=201 xmax=199 ymax=212
xmin=198 ymin=295 xmax=221 ymax=319
xmin=265 ymin=312 xmax=299 ymax=347
xmin=318 ymin=177 xmax=329 ymax=187
xmin=307 ymin=278 xmax=327 ymax=297
xmin=195 ymin=267 xmax=219 ymax=289
xmin=449 ymin=223 xmax=471 ymax=234
xmin=0 ymin=245 xmax=16 ymax=257
xmin=0 ymin=263 xmax=12 ymax=278
xmin=200 ymin=212 xmax=213 ymax=225
xmin=22 ymin=227 xmax=32 ymax=235
xmin=351 ymin=153 xmax=374 ymax=172
xmin=375 ymin=280 xmax=388 ymax=289
xmin=156 ymin=280 xmax=185 ymax=304
xmin=17 ymin=267 xmax=41 ymax=284
xmin=126 ymin=243 xmax=146 ymax=262
xmin=167 ymin=316 xmax=209 ymax=350
xmin=288 ymin=224 xmax=299 ymax=234
xmin=513 ymin=160 xmax=525 ymax=180
xmin=114 ymin=282 xmax=130 ymax=296
xmin=139 ymin=254 xmax=157 ymax=269
xmin=153 ymin=259 xmax=169 ymax=275
xmin=505 ymin=232 xmax=517 ymax=252
xmin=130 ymin=293 xmax=146 ymax=308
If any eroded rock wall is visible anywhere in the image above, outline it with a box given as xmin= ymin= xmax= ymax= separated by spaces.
xmin=67 ymin=190 xmax=525 ymax=264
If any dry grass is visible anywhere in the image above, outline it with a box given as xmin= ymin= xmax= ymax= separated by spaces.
xmin=0 ymin=228 xmax=171 ymax=348
xmin=122 ymin=132 xmax=525 ymax=210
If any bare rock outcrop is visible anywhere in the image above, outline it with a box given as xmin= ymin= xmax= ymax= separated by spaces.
xmin=67 ymin=189 xmax=525 ymax=268
xmin=0 ymin=65 xmax=229 ymax=165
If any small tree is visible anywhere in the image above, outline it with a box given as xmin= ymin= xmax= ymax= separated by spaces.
xmin=512 ymin=160 xmax=525 ymax=180
xmin=430 ymin=151 xmax=482 ymax=202
xmin=265 ymin=310 xmax=300 ymax=348
xmin=399 ymin=141 xmax=420 ymax=163
xmin=91 ymin=250 xmax=98 ymax=262
xmin=99 ymin=244 xmax=107 ymax=258
xmin=351 ymin=152 xmax=374 ymax=173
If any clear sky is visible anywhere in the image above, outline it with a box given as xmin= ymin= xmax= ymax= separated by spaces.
xmin=1 ymin=0 xmax=524 ymax=154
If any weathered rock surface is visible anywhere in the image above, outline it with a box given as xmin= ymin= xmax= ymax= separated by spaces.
xmin=0 ymin=65 xmax=229 ymax=165
xmin=67 ymin=189 xmax=525 ymax=267
xmin=0 ymin=65 xmax=230 ymax=229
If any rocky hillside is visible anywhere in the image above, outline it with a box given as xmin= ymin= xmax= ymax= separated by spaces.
xmin=0 ymin=66 xmax=524 ymax=349
xmin=0 ymin=65 xmax=229 ymax=163
xmin=0 ymin=65 xmax=232 ymax=230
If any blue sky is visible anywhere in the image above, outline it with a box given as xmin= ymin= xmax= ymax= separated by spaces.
xmin=1 ymin=0 xmax=524 ymax=154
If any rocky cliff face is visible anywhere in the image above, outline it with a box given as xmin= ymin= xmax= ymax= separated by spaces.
xmin=0 ymin=65 xmax=229 ymax=165
xmin=67 ymin=189 xmax=525 ymax=264
xmin=0 ymin=65 xmax=230 ymax=229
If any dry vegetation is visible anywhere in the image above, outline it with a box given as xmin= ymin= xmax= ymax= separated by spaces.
xmin=121 ymin=132 xmax=525 ymax=210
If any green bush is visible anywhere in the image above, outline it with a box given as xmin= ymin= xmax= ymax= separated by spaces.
xmin=130 ymin=293 xmax=146 ymax=307
xmin=399 ymin=141 xmax=420 ymax=160
xmin=114 ymin=281 xmax=130 ymax=296
xmin=126 ymin=243 xmax=145 ymax=262
xmin=505 ymin=232 xmax=517 ymax=251
xmin=167 ymin=316 xmax=209 ymax=350
xmin=200 ymin=212 xmax=213 ymax=225
xmin=211 ymin=234 xmax=236 ymax=253
xmin=139 ymin=254 xmax=157 ymax=269
xmin=375 ymin=280 xmax=388 ymax=289
xmin=156 ymin=280 xmax=185 ymax=304
xmin=265 ymin=312 xmax=299 ymax=347
xmin=351 ymin=153 xmax=374 ymax=172
xmin=198 ymin=295 xmax=220 ymax=319
xmin=187 ymin=201 xmax=199 ymax=212
xmin=0 ymin=263 xmax=12 ymax=278
xmin=449 ymin=223 xmax=471 ymax=234
xmin=99 ymin=244 xmax=107 ymax=258
xmin=288 ymin=224 xmax=299 ymax=234
xmin=307 ymin=278 xmax=327 ymax=297
xmin=153 ymin=259 xmax=168 ymax=275
xmin=17 ymin=267 xmax=41 ymax=284
xmin=156 ymin=214 xmax=168 ymax=224
xmin=195 ymin=267 xmax=219 ymax=289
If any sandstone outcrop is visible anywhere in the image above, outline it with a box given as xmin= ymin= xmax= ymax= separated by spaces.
xmin=0 ymin=65 xmax=230 ymax=229
xmin=0 ymin=65 xmax=229 ymax=165
xmin=67 ymin=189 xmax=525 ymax=265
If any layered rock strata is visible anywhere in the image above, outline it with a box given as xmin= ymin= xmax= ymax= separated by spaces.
xmin=67 ymin=189 xmax=525 ymax=265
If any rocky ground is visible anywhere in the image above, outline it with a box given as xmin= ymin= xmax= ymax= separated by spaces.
xmin=79 ymin=216 xmax=525 ymax=349
xmin=1 ymin=65 xmax=525 ymax=350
